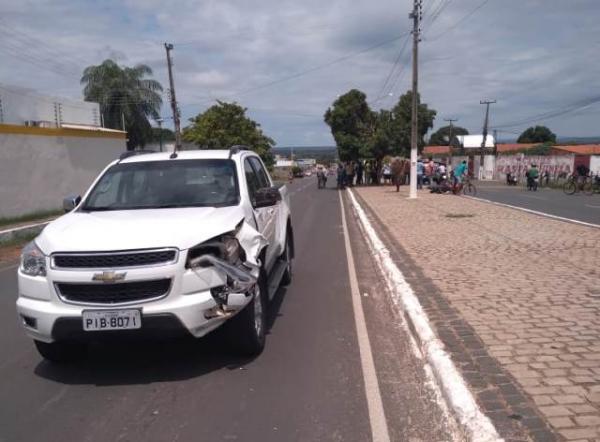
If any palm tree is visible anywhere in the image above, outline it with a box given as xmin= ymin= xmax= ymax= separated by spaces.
xmin=81 ymin=59 xmax=163 ymax=149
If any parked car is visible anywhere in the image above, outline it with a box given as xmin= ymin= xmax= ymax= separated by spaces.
xmin=17 ymin=147 xmax=294 ymax=362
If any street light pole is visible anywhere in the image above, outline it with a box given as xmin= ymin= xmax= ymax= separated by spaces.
xmin=409 ymin=0 xmax=422 ymax=199
xmin=164 ymin=43 xmax=182 ymax=155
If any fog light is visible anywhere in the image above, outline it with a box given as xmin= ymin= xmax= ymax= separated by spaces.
xmin=21 ymin=315 xmax=37 ymax=329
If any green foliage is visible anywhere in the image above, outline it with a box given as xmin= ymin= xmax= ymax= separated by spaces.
xmin=517 ymin=125 xmax=557 ymax=144
xmin=151 ymin=127 xmax=175 ymax=142
xmin=183 ymin=101 xmax=275 ymax=167
xmin=429 ymin=125 xmax=469 ymax=146
xmin=324 ymin=89 xmax=375 ymax=161
xmin=324 ymin=89 xmax=437 ymax=162
xmin=81 ymin=59 xmax=163 ymax=149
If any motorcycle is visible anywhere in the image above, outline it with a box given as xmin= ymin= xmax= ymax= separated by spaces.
xmin=430 ymin=174 xmax=453 ymax=194
xmin=526 ymin=175 xmax=539 ymax=191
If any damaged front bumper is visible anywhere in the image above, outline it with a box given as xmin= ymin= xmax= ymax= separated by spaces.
xmin=17 ymin=221 xmax=268 ymax=343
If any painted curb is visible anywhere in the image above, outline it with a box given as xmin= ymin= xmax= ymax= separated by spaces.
xmin=0 ymin=221 xmax=50 ymax=245
xmin=347 ymin=189 xmax=502 ymax=442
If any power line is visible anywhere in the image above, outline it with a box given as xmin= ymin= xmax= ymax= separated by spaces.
xmin=182 ymin=32 xmax=411 ymax=107
xmin=425 ymin=0 xmax=493 ymax=41
xmin=372 ymin=34 xmax=411 ymax=103
xmin=493 ymin=96 xmax=600 ymax=129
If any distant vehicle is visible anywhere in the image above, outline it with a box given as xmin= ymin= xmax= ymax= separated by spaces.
xmin=17 ymin=148 xmax=294 ymax=362
xmin=304 ymin=171 xmax=312 ymax=177
xmin=293 ymin=169 xmax=304 ymax=178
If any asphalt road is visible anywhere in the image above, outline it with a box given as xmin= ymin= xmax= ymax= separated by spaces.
xmin=473 ymin=181 xmax=600 ymax=225
xmin=0 ymin=178 xmax=454 ymax=442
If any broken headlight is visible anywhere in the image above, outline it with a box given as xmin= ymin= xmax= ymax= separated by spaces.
xmin=186 ymin=233 xmax=245 ymax=268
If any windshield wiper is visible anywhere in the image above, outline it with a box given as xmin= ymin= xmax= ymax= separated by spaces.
xmin=81 ymin=206 xmax=119 ymax=212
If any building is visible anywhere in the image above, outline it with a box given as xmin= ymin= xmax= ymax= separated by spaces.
xmin=0 ymin=84 xmax=126 ymax=218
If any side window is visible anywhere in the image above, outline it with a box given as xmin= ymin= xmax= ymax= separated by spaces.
xmin=249 ymin=157 xmax=270 ymax=189
xmin=244 ymin=159 xmax=260 ymax=202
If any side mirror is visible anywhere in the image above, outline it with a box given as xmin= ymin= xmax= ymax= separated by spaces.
xmin=63 ymin=194 xmax=82 ymax=213
xmin=253 ymin=186 xmax=282 ymax=208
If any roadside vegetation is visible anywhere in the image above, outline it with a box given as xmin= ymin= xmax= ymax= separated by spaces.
xmin=0 ymin=209 xmax=61 ymax=229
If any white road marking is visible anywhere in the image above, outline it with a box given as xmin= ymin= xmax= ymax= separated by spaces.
xmin=585 ymin=204 xmax=600 ymax=209
xmin=0 ymin=263 xmax=19 ymax=273
xmin=347 ymin=189 xmax=502 ymax=442
xmin=339 ymin=192 xmax=390 ymax=442
xmin=465 ymin=196 xmax=600 ymax=229
xmin=519 ymin=194 xmax=547 ymax=201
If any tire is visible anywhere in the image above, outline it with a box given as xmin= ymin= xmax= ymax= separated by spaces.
xmin=463 ymin=183 xmax=477 ymax=196
xmin=34 ymin=340 xmax=86 ymax=363
xmin=280 ymin=230 xmax=293 ymax=286
xmin=583 ymin=181 xmax=594 ymax=196
xmin=227 ymin=270 xmax=267 ymax=357
xmin=563 ymin=181 xmax=577 ymax=195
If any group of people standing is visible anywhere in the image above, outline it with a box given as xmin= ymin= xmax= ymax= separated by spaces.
xmin=335 ymin=158 xmax=459 ymax=190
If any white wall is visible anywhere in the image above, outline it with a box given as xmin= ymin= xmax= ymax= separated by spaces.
xmin=0 ymin=132 xmax=125 ymax=217
xmin=590 ymin=156 xmax=600 ymax=175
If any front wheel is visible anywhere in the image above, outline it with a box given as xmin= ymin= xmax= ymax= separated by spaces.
xmin=563 ymin=181 xmax=577 ymax=195
xmin=463 ymin=183 xmax=477 ymax=196
xmin=227 ymin=271 xmax=267 ymax=357
xmin=582 ymin=180 xmax=594 ymax=196
xmin=34 ymin=340 xmax=87 ymax=364
xmin=280 ymin=231 xmax=293 ymax=286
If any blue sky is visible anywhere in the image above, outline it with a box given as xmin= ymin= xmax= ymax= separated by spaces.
xmin=1 ymin=0 xmax=600 ymax=146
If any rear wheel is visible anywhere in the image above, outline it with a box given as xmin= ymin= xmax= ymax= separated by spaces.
xmin=227 ymin=271 xmax=267 ymax=357
xmin=463 ymin=183 xmax=477 ymax=196
xmin=583 ymin=180 xmax=594 ymax=196
xmin=34 ymin=340 xmax=86 ymax=364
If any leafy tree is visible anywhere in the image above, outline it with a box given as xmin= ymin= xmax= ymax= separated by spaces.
xmin=387 ymin=90 xmax=437 ymax=156
xmin=429 ymin=125 xmax=469 ymax=146
xmin=183 ymin=101 xmax=275 ymax=166
xmin=517 ymin=125 xmax=556 ymax=144
xmin=151 ymin=127 xmax=175 ymax=142
xmin=324 ymin=89 xmax=375 ymax=162
xmin=81 ymin=59 xmax=163 ymax=150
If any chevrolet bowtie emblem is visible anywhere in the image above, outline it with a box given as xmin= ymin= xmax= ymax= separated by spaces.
xmin=92 ymin=271 xmax=127 ymax=283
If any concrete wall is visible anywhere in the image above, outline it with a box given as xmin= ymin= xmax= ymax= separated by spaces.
xmin=495 ymin=155 xmax=574 ymax=180
xmin=0 ymin=128 xmax=125 ymax=218
xmin=590 ymin=156 xmax=600 ymax=175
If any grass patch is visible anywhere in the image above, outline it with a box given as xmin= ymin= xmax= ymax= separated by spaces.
xmin=0 ymin=209 xmax=62 ymax=229
xmin=445 ymin=213 xmax=475 ymax=219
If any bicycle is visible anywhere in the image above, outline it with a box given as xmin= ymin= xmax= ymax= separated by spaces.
xmin=453 ymin=175 xmax=477 ymax=196
xmin=563 ymin=175 xmax=588 ymax=195
xmin=583 ymin=175 xmax=600 ymax=196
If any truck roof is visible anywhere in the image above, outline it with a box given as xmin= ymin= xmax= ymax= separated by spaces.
xmin=119 ymin=149 xmax=257 ymax=164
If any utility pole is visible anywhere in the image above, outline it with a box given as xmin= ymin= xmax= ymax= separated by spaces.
xmin=479 ymin=100 xmax=496 ymax=179
xmin=444 ymin=118 xmax=458 ymax=146
xmin=480 ymin=100 xmax=496 ymax=149
xmin=156 ymin=118 xmax=164 ymax=152
xmin=409 ymin=0 xmax=422 ymax=199
xmin=165 ymin=43 xmax=182 ymax=154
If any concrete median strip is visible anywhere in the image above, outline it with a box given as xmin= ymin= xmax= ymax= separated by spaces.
xmin=347 ymin=189 xmax=502 ymax=442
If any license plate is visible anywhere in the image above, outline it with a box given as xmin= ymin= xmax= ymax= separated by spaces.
xmin=82 ymin=309 xmax=142 ymax=331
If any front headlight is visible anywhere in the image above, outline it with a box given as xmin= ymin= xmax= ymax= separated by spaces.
xmin=20 ymin=241 xmax=47 ymax=277
xmin=186 ymin=233 xmax=245 ymax=268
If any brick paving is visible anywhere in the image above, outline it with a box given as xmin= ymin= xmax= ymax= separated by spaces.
xmin=354 ymin=186 xmax=600 ymax=441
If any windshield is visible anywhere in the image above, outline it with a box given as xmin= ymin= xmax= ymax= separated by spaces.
xmin=82 ymin=159 xmax=239 ymax=211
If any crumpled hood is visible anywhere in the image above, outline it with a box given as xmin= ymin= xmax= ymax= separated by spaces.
xmin=36 ymin=206 xmax=246 ymax=254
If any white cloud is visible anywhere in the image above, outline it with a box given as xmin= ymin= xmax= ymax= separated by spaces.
xmin=0 ymin=0 xmax=599 ymax=145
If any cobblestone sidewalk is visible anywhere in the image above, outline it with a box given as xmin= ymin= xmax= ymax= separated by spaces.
xmin=355 ymin=186 xmax=600 ymax=441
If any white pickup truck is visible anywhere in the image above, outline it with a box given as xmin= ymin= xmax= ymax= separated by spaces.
xmin=16 ymin=147 xmax=294 ymax=362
